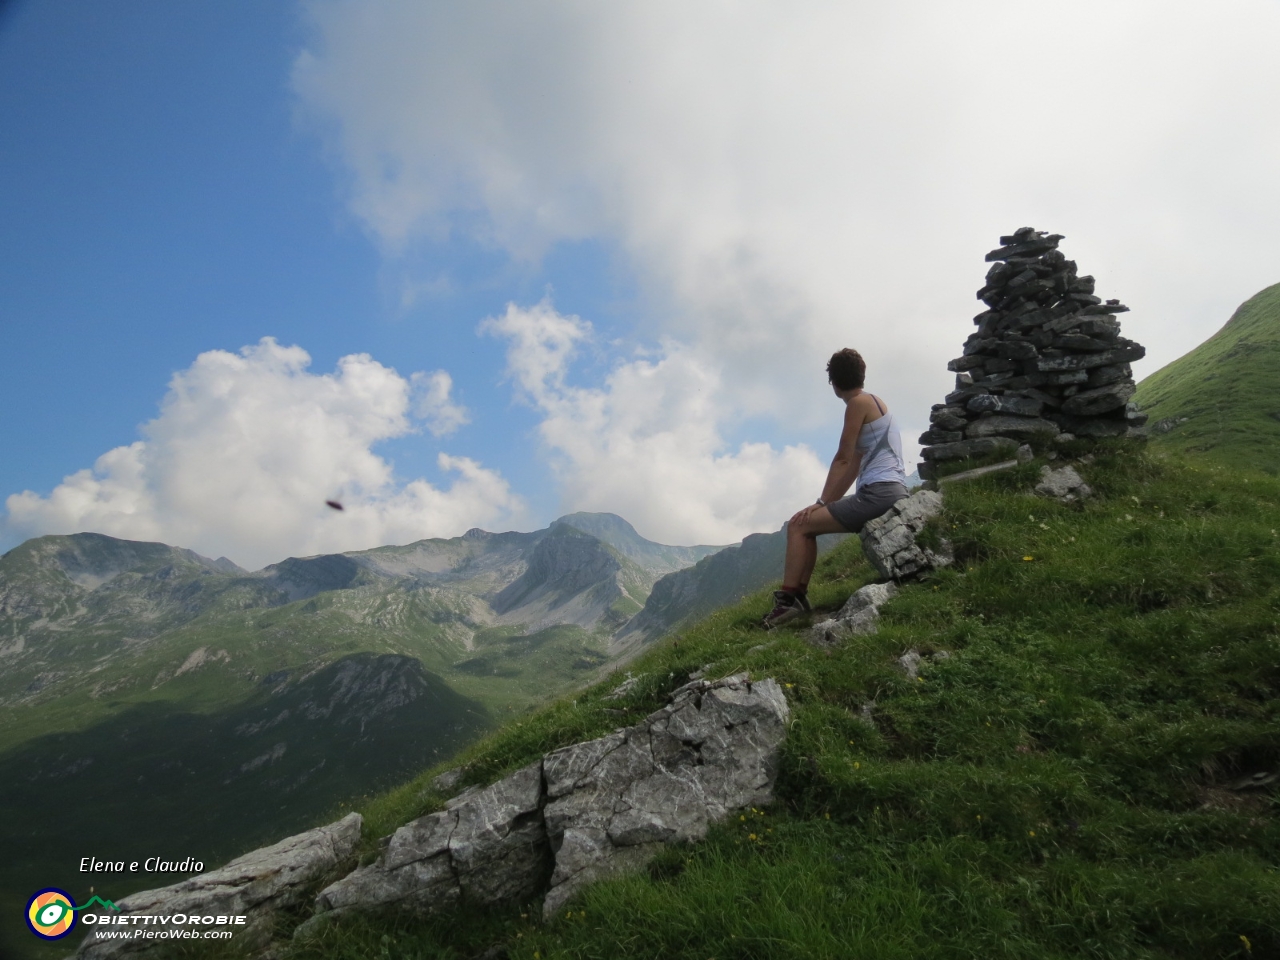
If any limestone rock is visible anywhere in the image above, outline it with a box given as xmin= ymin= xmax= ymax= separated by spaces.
xmin=897 ymin=649 xmax=924 ymax=680
xmin=965 ymin=415 xmax=1060 ymax=441
xmin=312 ymin=761 xmax=548 ymax=923
xmin=542 ymin=673 xmax=788 ymax=916
xmin=837 ymin=581 xmax=899 ymax=618
xmin=1060 ymin=380 xmax=1136 ymax=416
xmin=808 ymin=582 xmax=900 ymax=646
xmin=76 ymin=813 xmax=362 ymax=959
xmin=859 ymin=490 xmax=952 ymax=580
xmin=304 ymin=674 xmax=790 ymax=929
xmin=430 ymin=767 xmax=465 ymax=794
xmin=896 ymin=648 xmax=951 ymax=680
xmin=966 ymin=394 xmax=1043 ymax=417
xmin=1034 ymin=465 xmax=1093 ymax=503
xmin=921 ymin=437 xmax=1019 ymax=462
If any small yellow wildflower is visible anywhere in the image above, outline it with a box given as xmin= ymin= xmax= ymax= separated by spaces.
xmin=749 ymin=833 xmax=757 ymax=841
xmin=1022 ymin=555 xmax=1035 ymax=562
xmin=739 ymin=814 xmax=746 ymax=821
xmin=1029 ymin=830 xmax=1036 ymax=837
xmin=976 ymin=814 xmax=982 ymax=821
xmin=854 ymin=761 xmax=860 ymax=769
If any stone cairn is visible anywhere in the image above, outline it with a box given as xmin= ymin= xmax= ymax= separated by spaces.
xmin=918 ymin=228 xmax=1148 ymax=480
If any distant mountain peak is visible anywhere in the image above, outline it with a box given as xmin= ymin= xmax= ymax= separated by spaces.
xmin=552 ymin=513 xmax=726 ymax=578
xmin=553 ymin=512 xmax=640 ymax=537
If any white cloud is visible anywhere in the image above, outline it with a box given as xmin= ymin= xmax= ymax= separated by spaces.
xmin=294 ymin=0 xmax=1280 ymax=467
xmin=4 ymin=339 xmax=522 ymax=569
xmin=411 ymin=370 xmax=470 ymax=437
xmin=483 ymin=300 xmax=827 ymax=544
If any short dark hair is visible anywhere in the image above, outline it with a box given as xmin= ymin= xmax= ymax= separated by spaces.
xmin=826 ymin=348 xmax=866 ymax=391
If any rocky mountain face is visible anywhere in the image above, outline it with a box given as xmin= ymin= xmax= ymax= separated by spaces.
xmin=0 ymin=515 xmax=722 ymax=747
xmin=613 ymin=528 xmax=848 ymax=653
xmin=550 ymin=512 xmax=724 ymax=575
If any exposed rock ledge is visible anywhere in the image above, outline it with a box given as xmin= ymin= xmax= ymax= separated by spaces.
xmin=859 ymin=489 xmax=952 ymax=580
xmin=305 ymin=672 xmax=789 ymax=930
xmin=70 ymin=675 xmax=788 ymax=957
xmin=75 ymin=813 xmax=362 ymax=958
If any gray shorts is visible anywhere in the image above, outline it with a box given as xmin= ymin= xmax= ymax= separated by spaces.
xmin=827 ymin=481 xmax=909 ymax=533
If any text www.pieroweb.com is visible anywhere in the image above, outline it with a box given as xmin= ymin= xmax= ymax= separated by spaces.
xmin=83 ymin=914 xmax=245 ymax=941
xmin=89 ymin=928 xmax=234 ymax=941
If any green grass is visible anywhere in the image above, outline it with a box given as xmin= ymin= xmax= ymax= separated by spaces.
xmin=1136 ymin=281 xmax=1280 ymax=474
xmin=149 ymin=442 xmax=1280 ymax=959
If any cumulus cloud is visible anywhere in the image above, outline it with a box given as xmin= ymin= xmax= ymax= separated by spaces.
xmin=411 ymin=369 xmax=470 ymax=436
xmin=482 ymin=300 xmax=827 ymax=544
xmin=4 ymin=339 xmax=522 ymax=569
xmin=294 ymin=0 xmax=1280 ymax=464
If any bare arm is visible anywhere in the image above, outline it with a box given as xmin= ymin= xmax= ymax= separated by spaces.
xmin=792 ymin=399 xmax=868 ymax=526
xmin=820 ymin=400 xmax=866 ymax=504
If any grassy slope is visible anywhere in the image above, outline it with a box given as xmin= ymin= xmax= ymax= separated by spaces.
xmin=1135 ymin=282 xmax=1280 ymax=474
xmin=167 ymin=439 xmax=1280 ymax=960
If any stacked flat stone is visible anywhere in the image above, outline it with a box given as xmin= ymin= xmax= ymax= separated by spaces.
xmin=917 ymin=227 xmax=1148 ymax=480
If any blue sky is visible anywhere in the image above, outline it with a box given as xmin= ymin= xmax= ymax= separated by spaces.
xmin=0 ymin=1 xmax=632 ymax=535
xmin=3 ymin=1 xmax=1279 ymax=568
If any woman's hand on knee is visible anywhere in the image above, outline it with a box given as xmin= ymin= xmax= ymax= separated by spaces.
xmin=790 ymin=503 xmax=820 ymax=527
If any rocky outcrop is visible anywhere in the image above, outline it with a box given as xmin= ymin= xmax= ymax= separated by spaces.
xmin=896 ymin=648 xmax=951 ymax=680
xmin=919 ymin=228 xmax=1148 ymax=480
xmin=859 ymin=490 xmax=952 ymax=580
xmin=809 ymin=582 xmax=899 ymax=645
xmin=493 ymin=525 xmax=626 ymax=613
xmin=312 ymin=761 xmax=548 ymax=924
xmin=304 ymin=673 xmax=789 ymax=930
xmin=1034 ymin=464 xmax=1094 ymax=503
xmin=75 ymin=813 xmax=362 ymax=958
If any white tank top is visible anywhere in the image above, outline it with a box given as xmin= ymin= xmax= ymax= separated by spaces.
xmin=857 ymin=398 xmax=907 ymax=490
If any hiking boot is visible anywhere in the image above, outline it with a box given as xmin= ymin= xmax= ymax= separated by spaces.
xmin=762 ymin=590 xmax=810 ymax=629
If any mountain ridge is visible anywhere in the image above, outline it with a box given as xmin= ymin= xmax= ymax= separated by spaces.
xmin=0 ymin=512 xmax=750 ymax=753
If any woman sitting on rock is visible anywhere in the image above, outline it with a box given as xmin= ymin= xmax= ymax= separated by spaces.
xmin=762 ymin=348 xmax=909 ymax=628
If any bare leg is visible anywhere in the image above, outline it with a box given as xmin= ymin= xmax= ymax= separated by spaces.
xmin=783 ymin=506 xmax=849 ymax=590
